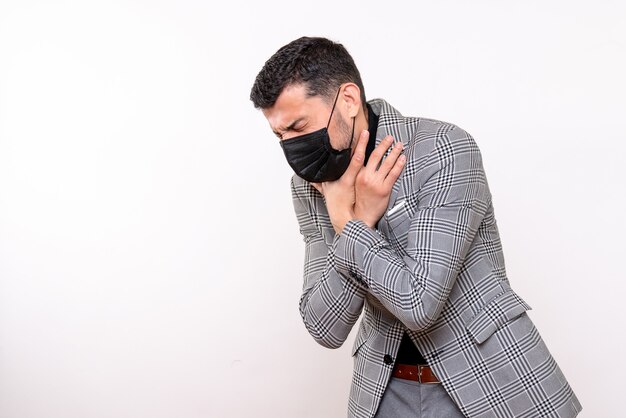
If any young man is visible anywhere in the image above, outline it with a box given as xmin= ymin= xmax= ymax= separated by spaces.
xmin=250 ymin=36 xmax=581 ymax=418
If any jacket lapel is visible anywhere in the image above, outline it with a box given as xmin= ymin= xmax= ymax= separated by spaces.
xmin=368 ymin=99 xmax=413 ymax=235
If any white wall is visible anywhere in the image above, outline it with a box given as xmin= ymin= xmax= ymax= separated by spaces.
xmin=0 ymin=1 xmax=624 ymax=417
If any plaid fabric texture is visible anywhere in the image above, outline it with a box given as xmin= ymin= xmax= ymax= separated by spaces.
xmin=290 ymin=99 xmax=582 ymax=418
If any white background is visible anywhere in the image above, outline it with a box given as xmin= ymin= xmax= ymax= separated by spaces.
xmin=1 ymin=1 xmax=624 ymax=417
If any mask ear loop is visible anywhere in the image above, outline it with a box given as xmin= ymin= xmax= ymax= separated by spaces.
xmin=348 ymin=116 xmax=355 ymax=150
xmin=325 ymin=87 xmax=343 ymax=128
xmin=326 ymin=86 xmax=356 ymax=152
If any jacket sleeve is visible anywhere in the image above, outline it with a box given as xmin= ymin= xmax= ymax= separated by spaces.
xmin=291 ymin=178 xmax=367 ymax=349
xmin=332 ymin=127 xmax=491 ymax=331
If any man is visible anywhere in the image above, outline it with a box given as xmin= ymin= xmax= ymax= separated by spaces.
xmin=250 ymin=36 xmax=581 ymax=418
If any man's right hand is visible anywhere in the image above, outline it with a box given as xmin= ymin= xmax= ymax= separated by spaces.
xmin=309 ymin=130 xmax=369 ymax=235
xmin=354 ymin=133 xmax=406 ymax=229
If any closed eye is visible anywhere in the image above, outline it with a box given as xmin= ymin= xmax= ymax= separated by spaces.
xmin=274 ymin=118 xmax=308 ymax=140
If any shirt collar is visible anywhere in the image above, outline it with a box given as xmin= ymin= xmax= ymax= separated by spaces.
xmin=364 ymin=103 xmax=379 ymax=165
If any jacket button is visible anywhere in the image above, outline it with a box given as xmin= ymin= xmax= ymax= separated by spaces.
xmin=383 ymin=354 xmax=393 ymax=365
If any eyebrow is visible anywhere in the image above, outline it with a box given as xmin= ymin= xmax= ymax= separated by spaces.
xmin=273 ymin=118 xmax=305 ymax=137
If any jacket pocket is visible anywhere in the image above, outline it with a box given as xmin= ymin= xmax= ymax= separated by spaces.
xmin=466 ymin=289 xmax=532 ymax=344
xmin=383 ymin=203 xmax=413 ymax=251
xmin=386 ymin=198 xmax=413 ymax=229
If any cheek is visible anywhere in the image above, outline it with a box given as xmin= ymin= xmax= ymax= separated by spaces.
xmin=330 ymin=117 xmax=353 ymax=148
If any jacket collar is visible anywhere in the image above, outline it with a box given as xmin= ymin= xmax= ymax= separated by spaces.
xmin=367 ymin=98 xmax=411 ymax=149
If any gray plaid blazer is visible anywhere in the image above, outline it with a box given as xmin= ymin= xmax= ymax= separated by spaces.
xmin=290 ymin=99 xmax=582 ymax=418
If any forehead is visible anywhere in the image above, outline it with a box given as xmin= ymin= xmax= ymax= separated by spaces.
xmin=262 ymin=84 xmax=328 ymax=131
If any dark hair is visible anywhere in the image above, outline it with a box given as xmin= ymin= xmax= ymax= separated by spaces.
xmin=250 ymin=36 xmax=366 ymax=110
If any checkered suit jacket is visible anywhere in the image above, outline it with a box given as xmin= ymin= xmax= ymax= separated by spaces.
xmin=290 ymin=99 xmax=582 ymax=418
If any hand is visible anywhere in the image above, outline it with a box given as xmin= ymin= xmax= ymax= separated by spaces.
xmin=354 ymin=134 xmax=406 ymax=228
xmin=311 ymin=130 xmax=370 ymax=234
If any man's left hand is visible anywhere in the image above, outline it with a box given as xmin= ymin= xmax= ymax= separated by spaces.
xmin=354 ymin=135 xmax=406 ymax=228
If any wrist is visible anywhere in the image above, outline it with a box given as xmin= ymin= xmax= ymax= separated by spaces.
xmin=332 ymin=209 xmax=356 ymax=235
xmin=353 ymin=206 xmax=376 ymax=229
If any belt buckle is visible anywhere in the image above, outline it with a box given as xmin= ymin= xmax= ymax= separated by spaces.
xmin=418 ymin=364 xmax=438 ymax=384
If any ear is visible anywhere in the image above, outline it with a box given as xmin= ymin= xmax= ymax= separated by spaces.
xmin=340 ymin=83 xmax=362 ymax=118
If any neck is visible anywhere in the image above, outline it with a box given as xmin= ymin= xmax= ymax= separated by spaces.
xmin=351 ymin=105 xmax=369 ymax=151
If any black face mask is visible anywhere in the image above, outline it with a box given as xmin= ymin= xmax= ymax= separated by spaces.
xmin=280 ymin=89 xmax=355 ymax=183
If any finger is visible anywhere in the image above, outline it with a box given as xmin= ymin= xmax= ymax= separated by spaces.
xmin=365 ymin=135 xmax=394 ymax=173
xmin=353 ymin=128 xmax=369 ymax=158
xmin=342 ymin=130 xmax=369 ymax=179
xmin=383 ymin=154 xmax=406 ymax=187
xmin=377 ymin=141 xmax=404 ymax=176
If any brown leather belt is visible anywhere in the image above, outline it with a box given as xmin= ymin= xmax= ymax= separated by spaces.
xmin=392 ymin=364 xmax=440 ymax=384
